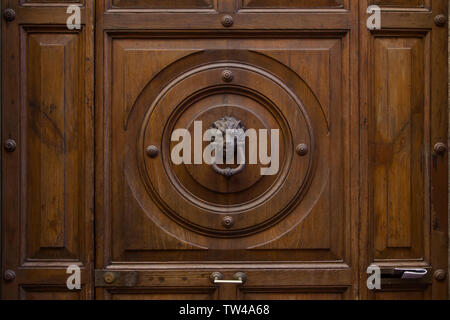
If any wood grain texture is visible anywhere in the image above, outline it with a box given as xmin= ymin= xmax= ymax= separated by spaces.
xmin=2 ymin=2 xmax=94 ymax=299
xmin=93 ymin=0 xmax=358 ymax=299
xmin=371 ymin=0 xmax=426 ymax=8
xmin=25 ymin=32 xmax=79 ymax=258
xmin=110 ymin=0 xmax=214 ymax=9
xmin=371 ymin=36 xmax=427 ymax=261
xmin=105 ymin=38 xmax=348 ymax=260
xmin=1 ymin=0 xmax=447 ymax=300
xmin=241 ymin=0 xmax=344 ymax=9
xmin=360 ymin=0 xmax=448 ymax=300
xmin=448 ymin=7 xmax=450 ymax=296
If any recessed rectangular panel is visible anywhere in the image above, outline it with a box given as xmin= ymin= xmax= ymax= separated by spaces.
xmin=106 ymin=289 xmax=217 ymax=300
xmin=20 ymin=286 xmax=81 ymax=300
xmin=371 ymin=0 xmax=425 ymax=8
xmin=108 ymin=36 xmax=348 ymax=264
xmin=21 ymin=0 xmax=83 ymax=5
xmin=22 ymin=0 xmax=81 ymax=3
xmin=240 ymin=289 xmax=345 ymax=300
xmin=373 ymin=289 xmax=429 ymax=300
xmin=371 ymin=36 xmax=427 ymax=261
xmin=110 ymin=0 xmax=214 ymax=9
xmin=22 ymin=31 xmax=85 ymax=262
xmin=241 ymin=0 xmax=344 ymax=9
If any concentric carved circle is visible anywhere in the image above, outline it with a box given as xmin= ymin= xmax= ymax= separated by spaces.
xmin=139 ymin=63 xmax=314 ymax=237
xmin=181 ymin=95 xmax=274 ymax=195
xmin=126 ymin=50 xmax=329 ymax=245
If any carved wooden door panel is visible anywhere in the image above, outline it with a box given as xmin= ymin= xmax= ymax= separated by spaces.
xmin=360 ymin=0 xmax=449 ymax=300
xmin=94 ymin=0 xmax=358 ymax=300
xmin=1 ymin=0 xmax=448 ymax=300
xmin=1 ymin=0 xmax=94 ymax=299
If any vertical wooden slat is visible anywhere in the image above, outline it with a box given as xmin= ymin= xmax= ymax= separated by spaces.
xmin=430 ymin=0 xmax=449 ymax=300
xmin=1 ymin=1 xmax=94 ymax=299
xmin=38 ymin=44 xmax=66 ymax=249
xmin=385 ymin=48 xmax=412 ymax=249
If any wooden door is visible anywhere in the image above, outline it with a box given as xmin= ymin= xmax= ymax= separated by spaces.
xmin=360 ymin=0 xmax=449 ymax=300
xmin=94 ymin=0 xmax=358 ymax=300
xmin=1 ymin=0 xmax=448 ymax=300
xmin=1 ymin=0 xmax=94 ymax=299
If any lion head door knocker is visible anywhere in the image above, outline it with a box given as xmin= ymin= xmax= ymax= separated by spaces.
xmin=210 ymin=116 xmax=246 ymax=178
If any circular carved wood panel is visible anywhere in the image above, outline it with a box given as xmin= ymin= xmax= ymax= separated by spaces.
xmin=126 ymin=51 xmax=329 ymax=245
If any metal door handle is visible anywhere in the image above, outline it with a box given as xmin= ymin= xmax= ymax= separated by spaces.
xmin=210 ymin=272 xmax=246 ymax=284
xmin=382 ymin=268 xmax=428 ymax=280
xmin=395 ymin=268 xmax=428 ymax=279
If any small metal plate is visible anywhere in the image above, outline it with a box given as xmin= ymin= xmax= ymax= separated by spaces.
xmin=95 ymin=270 xmax=139 ymax=287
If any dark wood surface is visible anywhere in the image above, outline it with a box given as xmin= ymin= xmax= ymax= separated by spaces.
xmin=1 ymin=0 xmax=448 ymax=300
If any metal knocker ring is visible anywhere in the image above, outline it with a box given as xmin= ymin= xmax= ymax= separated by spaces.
xmin=210 ymin=116 xmax=246 ymax=178
xmin=212 ymin=146 xmax=246 ymax=178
